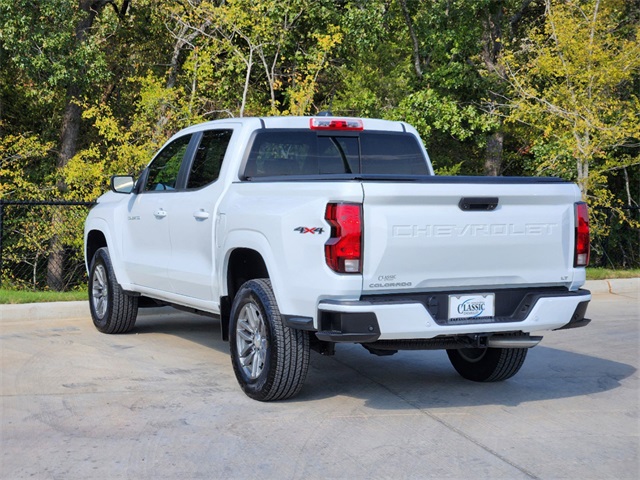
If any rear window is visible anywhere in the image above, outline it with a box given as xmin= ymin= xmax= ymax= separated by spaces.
xmin=243 ymin=130 xmax=428 ymax=178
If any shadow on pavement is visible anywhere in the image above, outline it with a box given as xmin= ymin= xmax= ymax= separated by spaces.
xmin=298 ymin=344 xmax=636 ymax=409
xmin=130 ymin=307 xmax=636 ymax=409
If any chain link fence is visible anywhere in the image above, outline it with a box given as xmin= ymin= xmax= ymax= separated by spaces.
xmin=591 ymin=206 xmax=640 ymax=269
xmin=0 ymin=200 xmax=638 ymax=292
xmin=0 ymin=200 xmax=94 ymax=291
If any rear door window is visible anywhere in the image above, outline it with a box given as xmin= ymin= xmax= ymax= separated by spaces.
xmin=187 ymin=129 xmax=233 ymax=189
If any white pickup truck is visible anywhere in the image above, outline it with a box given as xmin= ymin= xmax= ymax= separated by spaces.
xmin=84 ymin=116 xmax=592 ymax=401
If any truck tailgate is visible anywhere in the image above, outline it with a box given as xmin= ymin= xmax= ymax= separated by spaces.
xmin=361 ymin=180 xmax=582 ymax=293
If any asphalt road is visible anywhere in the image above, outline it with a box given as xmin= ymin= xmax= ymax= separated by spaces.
xmin=1 ymin=280 xmax=638 ymax=479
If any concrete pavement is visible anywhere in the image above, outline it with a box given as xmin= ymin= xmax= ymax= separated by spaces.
xmin=583 ymin=277 xmax=640 ymax=294
xmin=1 ymin=279 xmax=638 ymax=479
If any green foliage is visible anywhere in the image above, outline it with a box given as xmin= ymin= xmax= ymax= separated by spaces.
xmin=1 ymin=0 xmax=638 ymax=271
xmin=395 ymin=89 xmax=498 ymax=144
xmin=0 ymin=288 xmax=87 ymax=304
xmin=0 ymin=203 xmax=90 ymax=290
xmin=586 ymin=268 xmax=640 ymax=281
xmin=502 ymin=0 xmax=640 ymax=240
xmin=1 ymin=1 xmax=86 ymax=87
xmin=62 ymin=76 xmax=178 ymax=201
xmin=392 ymin=89 xmax=498 ymax=174
xmin=0 ymin=134 xmax=55 ymax=199
xmin=332 ymin=0 xmax=413 ymax=117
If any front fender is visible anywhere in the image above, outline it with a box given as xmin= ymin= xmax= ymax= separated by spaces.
xmin=84 ymin=214 xmax=131 ymax=288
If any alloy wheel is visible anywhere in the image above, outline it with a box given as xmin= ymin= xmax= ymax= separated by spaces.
xmin=235 ymin=302 xmax=268 ymax=380
xmin=91 ymin=263 xmax=109 ymax=319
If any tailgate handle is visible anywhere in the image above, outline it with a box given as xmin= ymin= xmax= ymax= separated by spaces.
xmin=459 ymin=197 xmax=499 ymax=211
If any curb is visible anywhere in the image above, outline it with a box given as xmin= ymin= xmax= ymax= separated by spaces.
xmin=0 ymin=301 xmax=173 ymax=323
xmin=0 ymin=301 xmax=89 ymax=323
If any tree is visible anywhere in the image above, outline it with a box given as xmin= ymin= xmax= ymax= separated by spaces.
xmin=173 ymin=0 xmax=342 ymax=117
xmin=2 ymin=0 xmax=639 ymax=273
xmin=502 ymin=0 xmax=640 ymax=232
xmin=332 ymin=1 xmax=540 ymax=175
xmin=1 ymin=0 xmax=129 ymax=289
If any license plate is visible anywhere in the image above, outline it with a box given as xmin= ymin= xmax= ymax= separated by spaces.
xmin=448 ymin=293 xmax=495 ymax=321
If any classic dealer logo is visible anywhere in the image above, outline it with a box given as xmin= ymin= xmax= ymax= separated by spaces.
xmin=457 ymin=298 xmax=487 ymax=318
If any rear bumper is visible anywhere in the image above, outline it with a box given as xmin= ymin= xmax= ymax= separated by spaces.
xmin=315 ymin=289 xmax=591 ymax=342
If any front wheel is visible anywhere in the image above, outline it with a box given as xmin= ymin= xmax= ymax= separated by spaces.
xmin=229 ymin=279 xmax=310 ymax=401
xmin=88 ymin=247 xmax=138 ymax=334
xmin=447 ymin=347 xmax=528 ymax=382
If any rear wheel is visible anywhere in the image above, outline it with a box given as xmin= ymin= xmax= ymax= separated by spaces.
xmin=229 ymin=279 xmax=310 ymax=401
xmin=447 ymin=347 xmax=527 ymax=382
xmin=88 ymin=247 xmax=138 ymax=334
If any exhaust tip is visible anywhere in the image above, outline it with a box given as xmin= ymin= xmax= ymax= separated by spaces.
xmin=487 ymin=335 xmax=543 ymax=349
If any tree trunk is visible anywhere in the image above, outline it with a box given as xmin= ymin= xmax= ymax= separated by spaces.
xmin=484 ymin=130 xmax=504 ymax=176
xmin=46 ymin=210 xmax=67 ymax=291
xmin=153 ymin=20 xmax=209 ymax=140
xmin=46 ymin=1 xmax=111 ymax=290
xmin=577 ymin=158 xmax=589 ymax=197
xmin=398 ymin=0 xmax=423 ymax=79
xmin=482 ymin=1 xmax=506 ymax=177
xmin=240 ymin=47 xmax=254 ymax=118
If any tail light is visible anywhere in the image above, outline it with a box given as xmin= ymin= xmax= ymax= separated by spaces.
xmin=325 ymin=203 xmax=362 ymax=273
xmin=574 ymin=202 xmax=590 ymax=267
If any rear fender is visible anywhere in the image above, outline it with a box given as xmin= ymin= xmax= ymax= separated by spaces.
xmin=220 ymin=230 xmax=287 ymax=310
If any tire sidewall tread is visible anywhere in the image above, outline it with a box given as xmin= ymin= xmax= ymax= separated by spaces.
xmin=447 ymin=347 xmax=528 ymax=382
xmin=88 ymin=247 xmax=138 ymax=334
xmin=229 ymin=279 xmax=310 ymax=401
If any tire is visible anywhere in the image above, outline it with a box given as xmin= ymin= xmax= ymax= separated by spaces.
xmin=229 ymin=279 xmax=310 ymax=401
xmin=88 ymin=247 xmax=138 ymax=334
xmin=447 ymin=347 xmax=528 ymax=382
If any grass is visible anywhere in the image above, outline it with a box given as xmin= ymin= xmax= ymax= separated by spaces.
xmin=0 ymin=288 xmax=87 ymax=305
xmin=0 ymin=268 xmax=637 ymax=304
xmin=585 ymin=268 xmax=640 ymax=281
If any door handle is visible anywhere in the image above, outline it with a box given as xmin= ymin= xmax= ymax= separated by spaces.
xmin=154 ymin=209 xmax=167 ymax=218
xmin=193 ymin=210 xmax=210 ymax=220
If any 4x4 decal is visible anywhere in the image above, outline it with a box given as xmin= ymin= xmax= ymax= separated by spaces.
xmin=294 ymin=227 xmax=324 ymax=234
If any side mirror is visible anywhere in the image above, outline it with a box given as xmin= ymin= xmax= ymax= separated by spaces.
xmin=110 ymin=175 xmax=135 ymax=194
